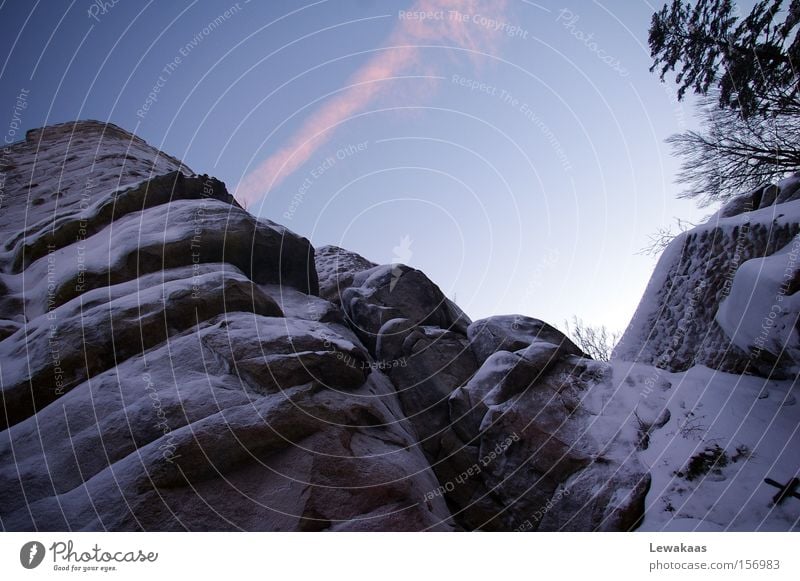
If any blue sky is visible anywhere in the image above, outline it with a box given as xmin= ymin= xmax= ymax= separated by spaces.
xmin=0 ymin=0 xmax=710 ymax=332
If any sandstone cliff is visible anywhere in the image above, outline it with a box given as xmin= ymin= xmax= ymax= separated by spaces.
xmin=2 ymin=121 xmax=795 ymax=532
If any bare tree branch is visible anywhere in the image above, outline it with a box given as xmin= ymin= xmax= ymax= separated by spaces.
xmin=668 ymin=94 xmax=800 ymax=205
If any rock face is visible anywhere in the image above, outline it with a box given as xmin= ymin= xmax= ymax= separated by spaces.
xmin=0 ymin=121 xmax=451 ymax=531
xmin=467 ymin=314 xmax=586 ymax=364
xmin=0 ymin=120 xmax=653 ymax=532
xmin=618 ymin=175 xmax=800 ymax=377
xmin=440 ymin=317 xmax=650 ymax=531
xmin=315 ymin=245 xmax=377 ymax=304
xmin=341 ymin=263 xmax=471 ymax=352
xmin=377 ymin=320 xmax=478 ymax=459
xmin=715 ymin=238 xmax=800 ymax=376
xmin=0 ymin=121 xmax=191 ymax=240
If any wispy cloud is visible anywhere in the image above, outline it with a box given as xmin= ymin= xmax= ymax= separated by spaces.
xmin=236 ymin=0 xmax=508 ymax=207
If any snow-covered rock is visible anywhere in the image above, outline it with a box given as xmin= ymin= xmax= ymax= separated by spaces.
xmin=715 ymin=237 xmax=800 ymax=376
xmin=718 ymin=175 xmax=800 ymax=219
xmin=0 ymin=268 xmax=282 ymax=429
xmin=618 ymin=175 xmax=800 ymax=376
xmin=0 ymin=121 xmax=677 ymax=532
xmin=611 ymin=361 xmax=800 ymax=532
xmin=376 ymin=319 xmax=478 ymax=458
xmin=4 ymin=120 xmax=791 ymax=532
xmin=467 ymin=314 xmax=585 ymax=365
xmin=0 ymin=317 xmax=452 ymax=530
xmin=341 ymin=263 xmax=471 ymax=351
xmin=4 ymin=171 xmax=237 ymax=273
xmin=0 ymin=121 xmax=190 ymax=242
xmin=443 ymin=329 xmax=651 ymax=531
xmin=314 ymin=245 xmax=377 ymax=304
xmin=0 ymin=121 xmax=452 ymax=531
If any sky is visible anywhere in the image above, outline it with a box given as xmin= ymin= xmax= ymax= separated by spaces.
xmin=0 ymin=0 xmax=712 ymax=332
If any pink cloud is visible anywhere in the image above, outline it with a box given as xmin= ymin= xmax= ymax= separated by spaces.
xmin=236 ymin=0 xmax=508 ymax=207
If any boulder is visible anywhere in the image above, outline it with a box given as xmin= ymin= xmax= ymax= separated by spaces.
xmin=7 ymin=171 xmax=240 ymax=272
xmin=618 ymin=188 xmax=800 ymax=376
xmin=0 ymin=314 xmax=453 ymax=531
xmin=376 ymin=318 xmax=478 ymax=458
xmin=0 ymin=269 xmax=282 ymax=429
xmin=0 ymin=120 xmax=663 ymax=532
xmin=467 ymin=314 xmax=584 ymax=365
xmin=0 ymin=120 xmax=191 ymax=247
xmin=443 ymin=353 xmax=650 ymax=531
xmin=20 ymin=198 xmax=316 ymax=318
xmin=715 ymin=237 xmax=800 ymax=377
xmin=341 ymin=263 xmax=470 ymax=352
xmin=315 ymin=245 xmax=376 ymax=304
xmin=0 ymin=120 xmax=453 ymax=532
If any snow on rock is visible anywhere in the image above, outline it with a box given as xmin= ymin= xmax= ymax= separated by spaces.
xmin=262 ymin=282 xmax=344 ymax=325
xmin=467 ymin=314 xmax=585 ymax=365
xmin=341 ymin=263 xmax=471 ymax=352
xmin=716 ymin=174 xmax=800 ymax=219
xmin=0 ymin=269 xmax=282 ymax=429
xmin=618 ymin=175 xmax=800 ymax=376
xmin=3 ymin=120 xmax=794 ymax=532
xmin=715 ymin=236 xmax=800 ymax=376
xmin=0 ymin=314 xmax=453 ymax=531
xmin=0 ymin=121 xmax=453 ymax=531
xmin=14 ymin=196 xmax=316 ymax=319
xmin=314 ymin=245 xmax=377 ymax=304
xmin=4 ymin=171 xmax=238 ymax=273
xmin=442 ymin=327 xmax=651 ymax=531
xmin=0 ymin=120 xmax=191 ymax=240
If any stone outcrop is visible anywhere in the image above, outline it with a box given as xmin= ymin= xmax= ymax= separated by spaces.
xmin=617 ymin=175 xmax=800 ymax=377
xmin=0 ymin=120 xmax=655 ymax=532
xmin=341 ymin=263 xmax=471 ymax=351
xmin=315 ymin=245 xmax=377 ymax=304
xmin=0 ymin=121 xmax=451 ymax=531
xmin=440 ymin=318 xmax=650 ymax=531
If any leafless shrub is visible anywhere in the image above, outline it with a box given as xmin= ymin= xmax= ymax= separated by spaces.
xmin=564 ymin=316 xmax=620 ymax=361
xmin=637 ymin=217 xmax=699 ymax=257
xmin=677 ymin=410 xmax=707 ymax=440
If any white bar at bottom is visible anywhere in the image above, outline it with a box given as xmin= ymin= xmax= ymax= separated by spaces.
xmin=0 ymin=532 xmax=797 ymax=579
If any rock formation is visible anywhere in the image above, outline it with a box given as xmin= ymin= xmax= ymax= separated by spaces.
xmin=0 ymin=120 xmax=666 ymax=531
xmin=618 ymin=176 xmax=800 ymax=378
xmin=0 ymin=122 xmax=450 ymax=531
